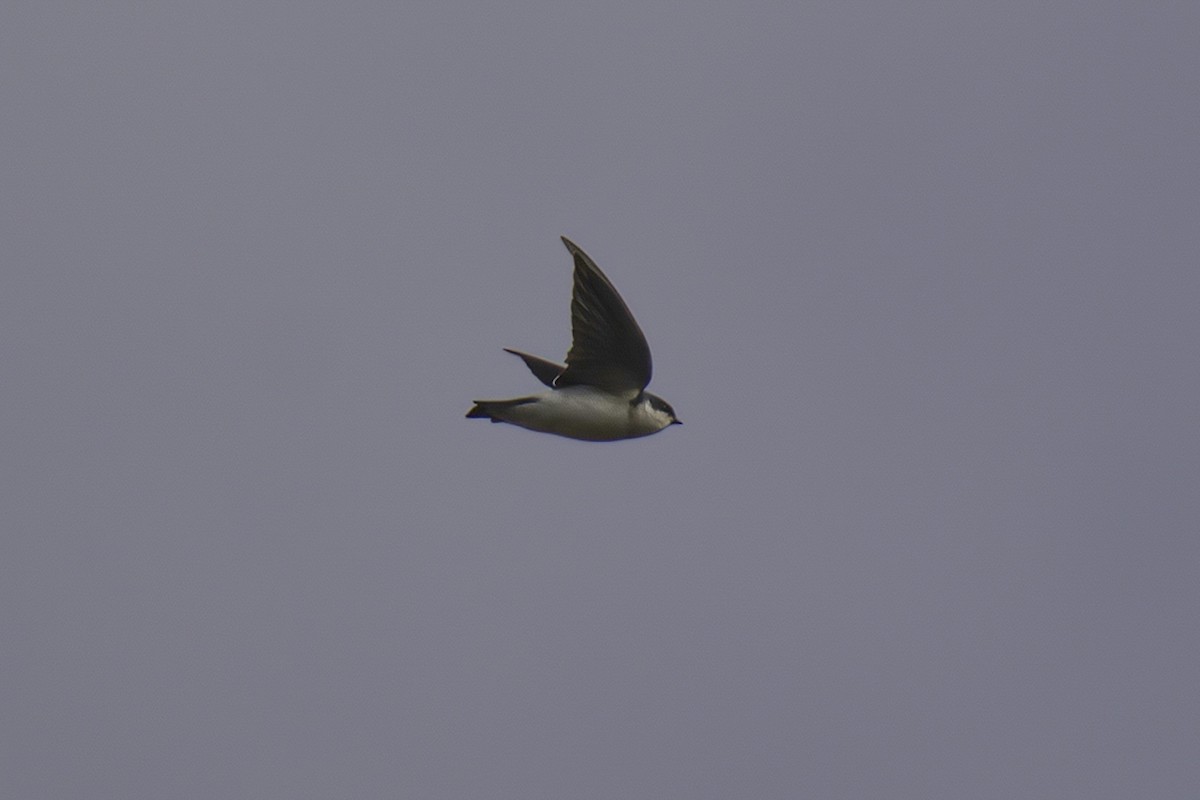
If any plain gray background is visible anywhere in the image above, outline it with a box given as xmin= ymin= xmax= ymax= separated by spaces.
xmin=3 ymin=3 xmax=1197 ymax=798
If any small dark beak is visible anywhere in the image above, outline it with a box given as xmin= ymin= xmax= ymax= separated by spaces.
xmin=671 ymin=419 xmax=683 ymax=425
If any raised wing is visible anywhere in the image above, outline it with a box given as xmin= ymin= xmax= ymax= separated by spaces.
xmin=555 ymin=237 xmax=652 ymax=396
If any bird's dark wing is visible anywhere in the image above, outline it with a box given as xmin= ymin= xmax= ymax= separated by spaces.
xmin=554 ymin=237 xmax=652 ymax=397
xmin=503 ymin=348 xmax=564 ymax=388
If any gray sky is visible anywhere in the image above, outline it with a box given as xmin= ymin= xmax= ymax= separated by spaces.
xmin=3 ymin=3 xmax=1197 ymax=798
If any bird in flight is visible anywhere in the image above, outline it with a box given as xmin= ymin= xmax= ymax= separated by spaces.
xmin=467 ymin=237 xmax=680 ymax=441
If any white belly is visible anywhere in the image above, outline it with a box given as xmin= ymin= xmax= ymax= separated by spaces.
xmin=501 ymin=387 xmax=660 ymax=441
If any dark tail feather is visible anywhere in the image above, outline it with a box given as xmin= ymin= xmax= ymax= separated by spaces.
xmin=465 ymin=397 xmax=537 ymax=422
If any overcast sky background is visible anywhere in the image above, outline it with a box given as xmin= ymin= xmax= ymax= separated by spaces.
xmin=3 ymin=3 xmax=1198 ymax=798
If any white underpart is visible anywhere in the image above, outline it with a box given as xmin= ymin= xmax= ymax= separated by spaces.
xmin=497 ymin=386 xmax=671 ymax=441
